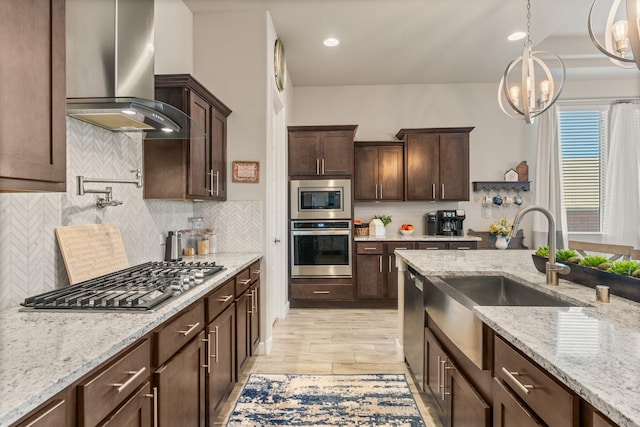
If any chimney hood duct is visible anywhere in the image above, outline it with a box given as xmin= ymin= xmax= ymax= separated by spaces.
xmin=65 ymin=0 xmax=203 ymax=140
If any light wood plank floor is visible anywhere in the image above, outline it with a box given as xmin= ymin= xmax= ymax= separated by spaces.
xmin=213 ymin=308 xmax=442 ymax=426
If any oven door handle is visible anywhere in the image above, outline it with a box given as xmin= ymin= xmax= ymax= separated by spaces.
xmin=291 ymin=230 xmax=351 ymax=236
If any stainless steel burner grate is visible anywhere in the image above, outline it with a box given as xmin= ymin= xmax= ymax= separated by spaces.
xmin=21 ymin=261 xmax=225 ymax=311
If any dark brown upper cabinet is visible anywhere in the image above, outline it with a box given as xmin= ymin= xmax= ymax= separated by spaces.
xmin=143 ymin=74 xmax=231 ymax=201
xmin=354 ymin=143 xmax=404 ymax=201
xmin=0 ymin=0 xmax=66 ymax=192
xmin=396 ymin=127 xmax=473 ymax=202
xmin=288 ymin=125 xmax=358 ymax=178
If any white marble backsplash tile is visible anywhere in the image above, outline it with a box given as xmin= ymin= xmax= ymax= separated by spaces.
xmin=0 ymin=119 xmax=262 ymax=309
xmin=194 ymin=200 xmax=262 ymax=252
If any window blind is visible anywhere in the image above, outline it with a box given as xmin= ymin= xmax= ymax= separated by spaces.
xmin=559 ymin=110 xmax=607 ymax=233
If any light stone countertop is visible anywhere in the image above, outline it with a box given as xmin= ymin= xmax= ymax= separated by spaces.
xmin=354 ymin=233 xmax=482 ymax=242
xmin=0 ymin=252 xmax=261 ymax=427
xmin=396 ymin=249 xmax=640 ymax=427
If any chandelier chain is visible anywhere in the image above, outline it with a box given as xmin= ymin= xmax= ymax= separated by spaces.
xmin=526 ymin=0 xmax=533 ymax=47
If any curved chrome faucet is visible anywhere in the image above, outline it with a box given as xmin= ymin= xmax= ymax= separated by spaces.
xmin=509 ymin=206 xmax=570 ymax=286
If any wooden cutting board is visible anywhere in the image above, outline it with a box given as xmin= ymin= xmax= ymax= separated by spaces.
xmin=55 ymin=224 xmax=129 ymax=284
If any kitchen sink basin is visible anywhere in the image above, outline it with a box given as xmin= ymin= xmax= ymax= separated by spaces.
xmin=438 ymin=275 xmax=578 ymax=308
xmin=423 ymin=274 xmax=581 ymax=370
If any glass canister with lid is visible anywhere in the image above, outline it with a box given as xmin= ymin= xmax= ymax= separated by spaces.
xmin=196 ymin=233 xmax=210 ymax=256
xmin=182 ymin=229 xmax=196 ymax=256
xmin=205 ymin=228 xmax=217 ymax=254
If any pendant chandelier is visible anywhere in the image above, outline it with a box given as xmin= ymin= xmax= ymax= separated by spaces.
xmin=588 ymin=0 xmax=640 ymax=69
xmin=498 ymin=0 xmax=566 ymax=124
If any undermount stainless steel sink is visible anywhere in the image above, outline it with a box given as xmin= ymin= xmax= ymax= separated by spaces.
xmin=424 ymin=274 xmax=580 ymax=370
xmin=438 ymin=275 xmax=578 ymax=308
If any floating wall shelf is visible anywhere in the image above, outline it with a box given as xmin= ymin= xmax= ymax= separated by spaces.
xmin=472 ymin=181 xmax=531 ymax=192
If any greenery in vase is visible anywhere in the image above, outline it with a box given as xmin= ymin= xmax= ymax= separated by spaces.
xmin=555 ymin=249 xmax=579 ymax=262
xmin=489 ymin=217 xmax=512 ymax=237
xmin=535 ymin=246 xmax=549 ymax=257
xmin=373 ymin=215 xmax=392 ymax=226
xmin=607 ymin=260 xmax=640 ymax=276
xmin=579 ymin=255 xmax=610 ymax=268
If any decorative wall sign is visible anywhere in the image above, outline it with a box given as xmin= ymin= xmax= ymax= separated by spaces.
xmin=232 ymin=161 xmax=260 ymax=183
xmin=504 ymin=168 xmax=518 ymax=182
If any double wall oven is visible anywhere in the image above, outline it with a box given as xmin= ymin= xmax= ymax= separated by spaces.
xmin=290 ymin=179 xmax=352 ymax=278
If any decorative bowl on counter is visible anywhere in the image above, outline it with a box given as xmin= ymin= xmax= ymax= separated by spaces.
xmin=400 ymin=230 xmax=414 ymax=236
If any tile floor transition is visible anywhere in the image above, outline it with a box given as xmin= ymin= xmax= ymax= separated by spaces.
xmin=213 ymin=308 xmax=442 ymax=426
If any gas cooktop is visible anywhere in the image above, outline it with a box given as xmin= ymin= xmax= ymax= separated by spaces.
xmin=21 ymin=261 xmax=225 ymax=312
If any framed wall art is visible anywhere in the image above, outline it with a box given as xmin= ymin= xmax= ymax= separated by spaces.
xmin=232 ymin=161 xmax=260 ymax=183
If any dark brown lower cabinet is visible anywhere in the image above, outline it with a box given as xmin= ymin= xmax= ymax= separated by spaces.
xmin=207 ymin=304 xmax=236 ymax=419
xmin=235 ymin=289 xmax=250 ymax=376
xmin=493 ymin=378 xmax=543 ymax=427
xmin=249 ymin=281 xmax=261 ymax=355
xmin=100 ymin=383 xmax=152 ymax=427
xmin=355 ymin=242 xmax=415 ymax=301
xmin=450 ymin=367 xmax=490 ymax=426
xmin=14 ymin=398 xmax=67 ymax=427
xmin=424 ymin=328 xmax=489 ymax=427
xmin=155 ymin=331 xmax=206 ymax=427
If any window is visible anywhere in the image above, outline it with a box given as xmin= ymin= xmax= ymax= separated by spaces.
xmin=558 ymin=108 xmax=608 ymax=233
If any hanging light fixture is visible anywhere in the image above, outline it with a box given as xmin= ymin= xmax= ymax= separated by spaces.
xmin=498 ymin=0 xmax=566 ymax=124
xmin=588 ymin=0 xmax=640 ymax=69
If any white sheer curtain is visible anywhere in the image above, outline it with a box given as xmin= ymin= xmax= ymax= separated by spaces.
xmin=533 ymin=105 xmax=569 ymax=249
xmin=603 ymin=102 xmax=640 ymax=248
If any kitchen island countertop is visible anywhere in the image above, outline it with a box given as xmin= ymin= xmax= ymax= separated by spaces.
xmin=396 ymin=249 xmax=640 ymax=427
xmin=0 ymin=252 xmax=261 ymax=427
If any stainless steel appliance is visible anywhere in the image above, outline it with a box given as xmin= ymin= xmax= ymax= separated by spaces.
xmin=21 ymin=261 xmax=224 ymax=312
xmin=434 ymin=209 xmax=466 ymax=236
xmin=65 ymin=0 xmax=201 ymax=139
xmin=290 ymin=220 xmax=352 ymax=277
xmin=403 ymin=266 xmax=425 ymax=391
xmin=290 ymin=179 xmax=352 ymax=220
xmin=164 ymin=231 xmax=182 ymax=261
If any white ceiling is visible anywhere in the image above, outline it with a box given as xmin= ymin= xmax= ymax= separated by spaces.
xmin=183 ymin=0 xmax=637 ymax=86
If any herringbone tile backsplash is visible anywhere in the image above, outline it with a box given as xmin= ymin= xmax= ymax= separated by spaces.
xmin=0 ymin=119 xmax=261 ymax=309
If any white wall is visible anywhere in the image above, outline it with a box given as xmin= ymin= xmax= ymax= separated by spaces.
xmin=154 ymin=0 xmax=193 ymax=74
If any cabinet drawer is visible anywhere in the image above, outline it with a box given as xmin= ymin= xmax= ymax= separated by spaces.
xmin=206 ymin=278 xmax=235 ymax=322
xmin=249 ymin=260 xmax=261 ymax=284
xmin=291 ymin=284 xmax=353 ymax=300
xmin=417 ymin=242 xmax=448 ymax=250
xmin=356 ymin=242 xmax=384 ymax=254
xmin=449 ymin=241 xmax=477 ymax=250
xmin=79 ymin=339 xmax=150 ymax=427
xmin=386 ymin=242 xmax=416 ymax=254
xmin=494 ymin=336 xmax=577 ymax=427
xmin=234 ymin=268 xmax=252 ymax=297
xmin=155 ymin=301 xmax=205 ymax=367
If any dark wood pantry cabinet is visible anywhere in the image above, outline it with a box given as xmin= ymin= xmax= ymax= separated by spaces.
xmin=288 ymin=125 xmax=358 ymax=178
xmin=354 ymin=143 xmax=404 ymax=201
xmin=0 ymin=0 xmax=66 ymax=192
xmin=144 ymin=74 xmax=231 ymax=200
xmin=396 ymin=127 xmax=473 ymax=202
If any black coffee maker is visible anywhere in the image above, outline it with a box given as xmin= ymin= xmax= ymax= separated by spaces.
xmin=436 ymin=210 xmax=465 ymax=236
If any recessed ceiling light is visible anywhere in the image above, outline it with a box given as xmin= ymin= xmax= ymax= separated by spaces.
xmin=508 ymin=31 xmax=527 ymax=41
xmin=323 ymin=38 xmax=340 ymax=47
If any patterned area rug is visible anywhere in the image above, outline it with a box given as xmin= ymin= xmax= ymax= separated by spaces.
xmin=226 ymin=373 xmax=426 ymax=426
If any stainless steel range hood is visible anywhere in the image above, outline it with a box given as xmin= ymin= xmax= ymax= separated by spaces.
xmin=66 ymin=0 xmax=203 ymax=140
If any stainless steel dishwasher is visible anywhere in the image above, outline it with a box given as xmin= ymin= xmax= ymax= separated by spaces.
xmin=403 ymin=266 xmax=425 ymax=391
